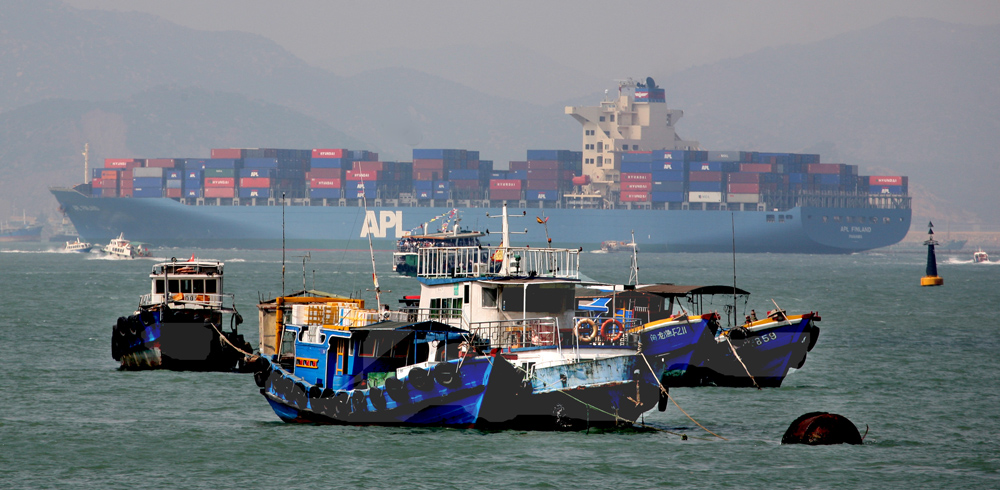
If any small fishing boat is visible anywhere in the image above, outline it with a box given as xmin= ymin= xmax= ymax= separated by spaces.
xmin=102 ymin=233 xmax=151 ymax=258
xmin=64 ymin=237 xmax=93 ymax=253
xmin=112 ymin=257 xmax=252 ymax=371
xmin=600 ymin=240 xmax=639 ymax=253
xmin=973 ymin=248 xmax=989 ymax=263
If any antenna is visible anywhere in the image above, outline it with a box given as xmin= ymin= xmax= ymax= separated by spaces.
xmin=628 ymin=229 xmax=639 ymax=285
xmin=82 ymin=143 xmax=89 ymax=185
xmin=485 ymin=203 xmax=528 ymax=276
xmin=731 ymin=213 xmax=737 ymax=327
xmin=281 ymin=191 xmax=286 ymax=298
xmin=359 ymin=167 xmax=382 ymax=308
xmin=292 ymin=251 xmax=311 ymax=291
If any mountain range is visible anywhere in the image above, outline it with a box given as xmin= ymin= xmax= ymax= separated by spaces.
xmin=1 ymin=0 xmax=997 ymax=230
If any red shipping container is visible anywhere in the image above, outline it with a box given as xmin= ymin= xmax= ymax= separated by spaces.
xmin=728 ymin=172 xmax=761 ymax=183
xmin=310 ymin=178 xmax=342 ymax=188
xmin=306 ymin=168 xmax=342 ymax=179
xmin=490 ymin=179 xmax=522 ymax=190
xmin=807 ymin=163 xmax=844 ymax=174
xmin=869 ymin=176 xmax=904 ymax=185
xmin=489 ymin=189 xmax=522 ymax=200
xmin=526 ymin=169 xmax=558 ymax=180
xmin=739 ymin=163 xmax=772 ymax=173
xmin=165 ymin=188 xmax=182 ymax=198
xmin=452 ymin=180 xmax=480 ymax=190
xmin=240 ymin=177 xmax=272 ymax=188
xmin=312 ymin=149 xmax=345 ymax=159
xmin=621 ymin=181 xmax=652 ymax=191
xmin=146 ymin=158 xmax=177 ymax=168
xmin=414 ymin=170 xmax=441 ymax=181
xmin=508 ymin=161 xmax=528 ymax=171
xmin=205 ymin=177 xmax=235 ymax=187
xmin=689 ymin=171 xmax=722 ymax=182
xmin=526 ymin=179 xmax=558 ymax=190
xmin=413 ymin=159 xmax=445 ymax=170
xmin=212 ymin=149 xmax=243 ymax=159
xmin=527 ymin=160 xmax=559 ymax=170
xmin=621 ymin=173 xmax=652 ymax=182
xmin=728 ymin=183 xmax=760 ymax=193
xmin=101 ymin=170 xmax=120 ymax=180
xmin=120 ymin=188 xmax=133 ymax=198
xmin=100 ymin=188 xmax=118 ymax=197
xmin=91 ymin=178 xmax=105 ymax=189
xmin=120 ymin=180 xmax=133 ymax=190
xmin=204 ymin=187 xmax=236 ymax=198
xmin=620 ymin=191 xmax=650 ymax=202
xmin=345 ymin=170 xmax=379 ymax=181
xmin=105 ymin=158 xmax=140 ymax=169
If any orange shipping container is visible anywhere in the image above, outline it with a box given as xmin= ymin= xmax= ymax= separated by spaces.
xmin=490 ymin=179 xmax=522 ymax=190
xmin=204 ymin=187 xmax=236 ymax=198
xmin=310 ymin=178 xmax=341 ymax=188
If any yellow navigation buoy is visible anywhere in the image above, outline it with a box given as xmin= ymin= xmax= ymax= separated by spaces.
xmin=921 ymin=221 xmax=943 ymax=287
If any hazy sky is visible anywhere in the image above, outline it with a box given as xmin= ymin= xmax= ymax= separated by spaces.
xmin=63 ymin=0 xmax=1000 ymax=83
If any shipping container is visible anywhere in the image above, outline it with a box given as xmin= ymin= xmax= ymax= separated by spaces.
xmin=739 ymin=163 xmax=773 ymax=173
xmin=526 ymin=179 xmax=558 ymax=190
xmin=100 ymin=170 xmax=121 ymax=180
xmin=205 ymin=177 xmax=235 ymax=188
xmin=345 ymin=170 xmax=379 ymax=181
xmin=309 ymin=188 xmax=341 ymax=199
xmin=239 ymin=188 xmax=272 ymax=199
xmin=166 ymin=170 xmax=183 ymax=180
xmin=184 ymin=170 xmax=202 ymax=180
xmin=620 ymin=191 xmax=650 ymax=202
xmin=869 ymin=176 xmax=904 ymax=186
xmin=166 ymin=179 xmax=182 ymax=189
xmin=346 ymin=187 xmax=378 ymax=199
xmin=621 ymin=161 xmax=654 ymax=173
xmin=655 ymin=161 xmax=685 ymax=171
xmin=413 ymin=159 xmax=446 ymax=170
xmin=688 ymin=171 xmax=722 ymax=182
xmin=145 ymin=158 xmax=177 ymax=168
xmin=100 ymin=188 xmax=119 ymax=198
xmin=312 ymin=149 xmax=345 ymax=159
xmin=728 ymin=172 xmax=761 ymax=183
xmin=621 ymin=181 xmax=652 ymax=192
xmin=691 ymin=162 xmax=725 ymax=172
xmin=706 ymin=151 xmax=741 ymax=162
xmin=489 ymin=189 xmax=522 ymax=200
xmin=310 ymin=157 xmax=342 ymax=169
xmin=184 ymin=188 xmax=202 ymax=198
xmin=432 ymin=189 xmax=449 ymax=200
xmin=525 ymin=160 xmax=560 ymax=171
xmin=726 ymin=193 xmax=760 ymax=203
xmin=806 ymin=163 xmax=844 ymax=174
xmin=490 ymin=179 xmax=522 ymax=190
xmin=204 ymin=187 xmax=236 ymax=199
xmin=621 ymin=152 xmax=654 ymax=163
xmin=876 ymin=185 xmax=906 ymax=195
xmin=689 ymin=181 xmax=723 ymax=192
xmin=448 ymin=169 xmax=478 ymax=180
xmin=526 ymin=169 xmax=558 ymax=180
xmin=165 ymin=188 xmax=182 ymax=198
xmin=814 ymin=174 xmax=842 ymax=185
xmin=133 ymin=187 xmax=163 ymax=198
xmin=526 ymin=150 xmax=577 ymax=161
xmin=132 ymin=177 xmax=163 ymax=187
xmin=651 ymin=181 xmax=685 ymax=192
xmin=205 ymin=168 xmax=236 ymax=178
xmin=212 ymin=148 xmax=244 ymax=159
xmin=240 ymin=177 xmax=272 ymax=188
xmin=452 ymin=180 xmax=479 ymax=190
xmin=306 ymin=168 xmax=341 ymax=179
xmin=727 ymin=183 xmax=760 ymax=194
xmin=509 ymin=161 xmax=528 ymax=171
xmin=621 ymin=172 xmax=652 ymax=182
xmin=105 ymin=158 xmax=140 ymax=169
xmin=651 ymin=191 xmax=685 ymax=202
xmin=434 ymin=181 xmax=451 ymax=190
xmin=243 ymin=158 xmax=280 ymax=168
xmin=118 ymin=188 xmax=132 ymax=198
xmin=309 ymin=178 xmax=341 ymax=189
xmin=525 ymin=190 xmax=559 ymax=201
xmin=689 ymin=191 xmax=723 ymax=202
xmin=651 ymin=170 xmax=685 ymax=182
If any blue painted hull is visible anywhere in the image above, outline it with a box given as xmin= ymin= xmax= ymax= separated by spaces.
xmin=52 ymin=188 xmax=910 ymax=253
xmin=690 ymin=317 xmax=821 ymax=387
xmin=260 ymin=356 xmax=523 ymax=427
xmin=111 ymin=309 xmax=250 ymax=371
xmin=636 ymin=316 xmax=715 ymax=384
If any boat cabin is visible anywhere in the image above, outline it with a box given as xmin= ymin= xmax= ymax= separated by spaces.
xmin=142 ymin=258 xmax=228 ymax=309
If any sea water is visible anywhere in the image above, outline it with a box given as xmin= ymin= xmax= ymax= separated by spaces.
xmin=0 ymin=246 xmax=997 ymax=489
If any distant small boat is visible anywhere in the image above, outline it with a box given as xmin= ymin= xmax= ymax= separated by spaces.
xmin=102 ymin=233 xmax=151 ymax=259
xmin=64 ymin=237 xmax=93 ymax=253
xmin=600 ymin=240 xmax=639 ymax=253
xmin=974 ymin=248 xmax=989 ymax=263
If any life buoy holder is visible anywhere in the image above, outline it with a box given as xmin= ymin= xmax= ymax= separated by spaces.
xmin=600 ymin=318 xmax=624 ymax=343
xmin=574 ymin=318 xmax=597 ymax=342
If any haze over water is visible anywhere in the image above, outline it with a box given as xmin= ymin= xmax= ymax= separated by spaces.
xmin=0 ymin=246 xmax=997 ymax=488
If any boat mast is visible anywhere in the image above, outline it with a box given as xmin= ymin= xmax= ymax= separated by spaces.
xmin=628 ymin=229 xmax=639 ymax=285
xmin=82 ymin=143 xmax=89 ymax=186
xmin=360 ymin=174 xmax=381 ymax=308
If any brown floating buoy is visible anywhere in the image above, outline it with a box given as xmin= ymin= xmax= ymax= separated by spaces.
xmin=781 ymin=412 xmax=863 ymax=445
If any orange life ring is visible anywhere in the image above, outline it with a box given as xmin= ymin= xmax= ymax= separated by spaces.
xmin=574 ymin=319 xmax=597 ymax=342
xmin=601 ymin=318 xmax=624 ymax=342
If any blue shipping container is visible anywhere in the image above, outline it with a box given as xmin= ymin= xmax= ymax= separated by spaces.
xmin=434 ymin=181 xmax=451 ymax=190
xmin=413 ymin=180 xmax=433 ymax=191
xmin=132 ymin=177 xmax=163 ymax=187
xmin=432 ymin=189 xmax=449 ymax=199
xmin=309 ymin=188 xmax=341 ymax=199
xmin=788 ymin=173 xmax=807 ymax=184
xmin=508 ymin=170 xmax=528 ymax=180
xmin=877 ymin=185 xmax=906 ymax=195
xmin=133 ymin=187 xmax=163 ymax=198
xmin=690 ymin=162 xmax=724 ymax=172
xmin=166 ymin=170 xmax=183 ymax=180
xmin=205 ymin=158 xmax=239 ymax=169
xmin=651 ymin=170 xmax=685 ymax=182
xmin=183 ymin=159 xmax=210 ymax=169
xmin=310 ymin=158 xmax=342 ymax=169
xmin=413 ymin=149 xmax=445 ymax=159
xmin=184 ymin=179 xmax=202 ymax=189
xmin=654 ymin=161 xmax=686 ymax=171
xmin=416 ymin=190 xmax=432 ymax=199
xmin=689 ymin=181 xmax=723 ymax=192
xmin=621 ymin=161 xmax=653 ymax=173
xmin=447 ymin=169 xmax=478 ymax=180
xmin=525 ymin=190 xmax=559 ymax=201
xmin=814 ymin=174 xmax=841 ymax=185
xmin=240 ymin=168 xmax=276 ymax=178
xmin=184 ymin=170 xmax=202 ymax=180
xmin=622 ymin=152 xmax=654 ymax=163
xmin=651 ymin=181 xmax=685 ymax=192
xmin=239 ymin=188 xmax=272 ymax=199
xmin=651 ymin=191 xmax=685 ymax=202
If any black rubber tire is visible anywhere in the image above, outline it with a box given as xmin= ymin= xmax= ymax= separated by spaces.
xmin=369 ymin=387 xmax=387 ymax=411
xmin=433 ymin=363 xmax=462 ymax=389
xmin=351 ymin=390 xmax=367 ymax=414
xmin=383 ymin=377 xmax=407 ymax=404
xmin=308 ymin=385 xmax=322 ymax=399
xmin=408 ymin=368 xmax=435 ymax=391
xmin=333 ymin=392 xmax=350 ymax=418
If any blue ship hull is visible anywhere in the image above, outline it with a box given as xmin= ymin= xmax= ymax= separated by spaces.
xmin=52 ymin=188 xmax=911 ymax=253
xmin=637 ymin=315 xmax=715 ymax=384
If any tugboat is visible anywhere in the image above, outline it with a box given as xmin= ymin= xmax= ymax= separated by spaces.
xmin=64 ymin=237 xmax=93 ymax=253
xmin=112 ymin=256 xmax=252 ymax=371
xmin=102 ymin=233 xmax=151 ymax=259
xmin=974 ymin=248 xmax=989 ymax=263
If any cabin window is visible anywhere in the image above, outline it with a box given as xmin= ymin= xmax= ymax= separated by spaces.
xmin=786 ymin=215 xmax=793 ymax=221
xmin=280 ymin=330 xmax=296 ymax=358
xmin=501 ymin=286 xmax=573 ymax=313
xmin=766 ymin=215 xmax=775 ymax=223
xmin=205 ymin=280 xmax=217 ymax=294
xmin=180 ymin=280 xmax=193 ymax=294
xmin=168 ymin=279 xmax=179 ymax=293
xmin=482 ymin=287 xmax=498 ymax=308
xmin=193 ymin=280 xmax=205 ymax=294
xmin=155 ymin=280 xmax=165 ymax=294
xmin=599 ymin=116 xmax=605 ymax=122
xmin=464 ymin=284 xmax=470 ymax=303
xmin=778 ymin=215 xmax=785 ymax=223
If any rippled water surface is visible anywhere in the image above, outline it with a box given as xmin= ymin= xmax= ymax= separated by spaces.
xmin=1 ymin=245 xmax=997 ymax=489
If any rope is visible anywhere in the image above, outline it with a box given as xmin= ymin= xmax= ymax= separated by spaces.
xmin=554 ymin=384 xmax=709 ymax=440
xmin=639 ymin=352 xmax=728 ymax=441
xmin=725 ymin=336 xmax=761 ymax=390
xmin=209 ymin=323 xmax=259 ymax=362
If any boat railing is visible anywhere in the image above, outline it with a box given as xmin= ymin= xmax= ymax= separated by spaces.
xmin=140 ymin=292 xmax=235 ymax=309
xmin=417 ymin=245 xmax=580 ymax=279
xmin=467 ymin=317 xmax=563 ymax=354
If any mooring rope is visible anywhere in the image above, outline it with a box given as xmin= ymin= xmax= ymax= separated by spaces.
xmin=725 ymin=336 xmax=761 ymax=390
xmin=639 ymin=352 xmax=728 ymax=441
xmin=210 ymin=323 xmax=259 ymax=361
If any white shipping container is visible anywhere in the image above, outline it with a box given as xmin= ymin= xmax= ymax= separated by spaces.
xmin=132 ymin=167 xmax=164 ymax=178
xmin=726 ymin=193 xmax=760 ymax=203
xmin=688 ymin=191 xmax=723 ymax=203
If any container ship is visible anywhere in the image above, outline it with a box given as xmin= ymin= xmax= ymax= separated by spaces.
xmin=50 ymin=77 xmax=911 ymax=253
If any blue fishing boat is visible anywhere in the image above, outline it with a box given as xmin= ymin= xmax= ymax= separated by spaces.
xmin=112 ymin=257 xmax=253 ymax=371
